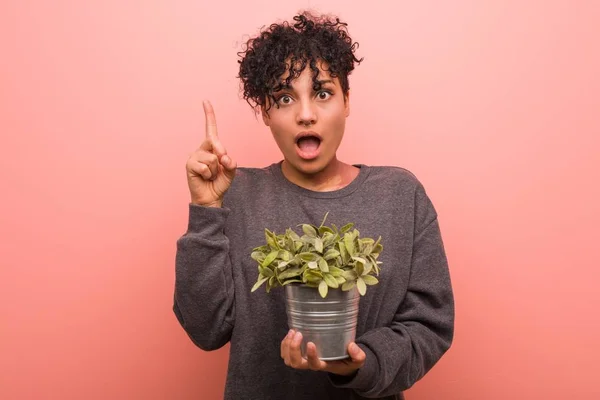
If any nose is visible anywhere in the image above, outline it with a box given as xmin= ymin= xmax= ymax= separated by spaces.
xmin=296 ymin=99 xmax=317 ymax=127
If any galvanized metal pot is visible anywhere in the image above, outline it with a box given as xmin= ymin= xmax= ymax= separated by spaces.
xmin=284 ymin=283 xmax=360 ymax=360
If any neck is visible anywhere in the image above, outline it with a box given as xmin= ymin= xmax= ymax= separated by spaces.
xmin=281 ymin=158 xmax=359 ymax=192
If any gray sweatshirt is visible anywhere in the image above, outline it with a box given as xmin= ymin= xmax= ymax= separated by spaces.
xmin=173 ymin=161 xmax=454 ymax=399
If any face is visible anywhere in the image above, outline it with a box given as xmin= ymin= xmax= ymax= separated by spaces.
xmin=261 ymin=61 xmax=350 ymax=176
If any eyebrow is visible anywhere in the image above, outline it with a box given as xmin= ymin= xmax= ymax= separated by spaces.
xmin=274 ymin=79 xmax=335 ymax=93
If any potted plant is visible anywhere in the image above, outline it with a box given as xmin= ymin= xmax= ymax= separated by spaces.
xmin=250 ymin=212 xmax=383 ymax=360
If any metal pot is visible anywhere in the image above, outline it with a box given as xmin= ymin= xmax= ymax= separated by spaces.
xmin=284 ymin=283 xmax=360 ymax=360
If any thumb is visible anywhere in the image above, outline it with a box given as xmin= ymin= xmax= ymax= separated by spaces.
xmin=220 ymin=154 xmax=237 ymax=179
xmin=349 ymin=343 xmax=366 ymax=364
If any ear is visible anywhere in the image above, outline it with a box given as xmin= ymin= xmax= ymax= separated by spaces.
xmin=344 ymin=91 xmax=351 ymax=117
xmin=260 ymin=105 xmax=271 ymax=126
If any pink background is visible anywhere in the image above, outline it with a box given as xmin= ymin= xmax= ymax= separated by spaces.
xmin=1 ymin=1 xmax=599 ymax=399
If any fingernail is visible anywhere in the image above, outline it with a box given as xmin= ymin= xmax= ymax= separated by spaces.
xmin=294 ymin=331 xmax=302 ymax=342
xmin=287 ymin=329 xmax=294 ymax=338
xmin=222 ymin=155 xmax=230 ymax=164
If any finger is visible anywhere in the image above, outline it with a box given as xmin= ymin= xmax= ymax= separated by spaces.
xmin=306 ymin=342 xmax=326 ymax=371
xmin=289 ymin=331 xmax=308 ymax=369
xmin=195 ymin=152 xmax=219 ymax=180
xmin=188 ymin=162 xmax=212 ymax=181
xmin=203 ymin=100 xmax=219 ymax=140
xmin=348 ymin=343 xmax=366 ymax=366
xmin=281 ymin=330 xmax=294 ymax=365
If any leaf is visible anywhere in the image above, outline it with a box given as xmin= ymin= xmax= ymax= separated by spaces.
xmin=287 ymin=228 xmax=300 ymax=241
xmin=278 ymin=250 xmax=292 ymax=261
xmin=341 ymin=281 xmax=356 ymax=291
xmin=307 ymin=261 xmax=318 ymax=269
xmin=318 ymin=226 xmax=334 ymax=235
xmin=302 ymin=224 xmax=317 ymax=237
xmin=338 ymin=241 xmax=348 ymax=263
xmin=318 ymin=258 xmax=329 ymax=273
xmin=342 ymin=270 xmax=357 ymax=280
xmin=251 ymin=276 xmax=269 ymax=292
xmin=323 ymin=249 xmax=341 ymax=261
xmin=261 ymin=250 xmax=279 ymax=268
xmin=344 ymin=233 xmax=355 ymax=257
xmin=362 ymin=260 xmax=373 ymax=275
xmin=278 ymin=267 xmax=303 ymax=280
xmin=362 ymin=275 xmax=379 ymax=285
xmin=328 ymin=265 xmax=344 ymax=277
xmin=260 ymin=266 xmax=274 ymax=277
xmin=319 ymin=211 xmax=330 ymax=228
xmin=281 ymin=279 xmax=303 ymax=286
xmin=314 ymin=237 xmax=324 ymax=253
xmin=356 ymin=277 xmax=367 ymax=295
xmin=323 ymin=273 xmax=339 ymax=289
xmin=356 ymin=260 xmax=364 ymax=277
xmin=250 ymin=251 xmax=266 ymax=263
xmin=300 ymin=252 xmax=318 ymax=262
xmin=340 ymin=222 xmax=354 ymax=234
xmin=335 ymin=276 xmax=346 ymax=285
xmin=265 ymin=229 xmax=279 ymax=249
xmin=318 ymin=280 xmax=328 ymax=298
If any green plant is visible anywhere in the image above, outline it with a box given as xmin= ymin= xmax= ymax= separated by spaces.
xmin=250 ymin=212 xmax=383 ymax=298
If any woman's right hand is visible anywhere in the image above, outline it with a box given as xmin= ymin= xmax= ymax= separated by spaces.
xmin=186 ymin=100 xmax=237 ymax=207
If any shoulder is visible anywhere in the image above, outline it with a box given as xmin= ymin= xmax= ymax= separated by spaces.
xmin=364 ymin=165 xmax=426 ymax=193
xmin=223 ymin=163 xmax=280 ymax=201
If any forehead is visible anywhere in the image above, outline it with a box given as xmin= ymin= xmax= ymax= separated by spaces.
xmin=278 ymin=58 xmax=337 ymax=85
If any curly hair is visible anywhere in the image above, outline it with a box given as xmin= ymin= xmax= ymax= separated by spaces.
xmin=237 ymin=11 xmax=363 ymax=113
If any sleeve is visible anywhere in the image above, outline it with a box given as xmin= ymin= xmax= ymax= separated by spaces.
xmin=329 ymin=182 xmax=455 ymax=397
xmin=172 ymin=203 xmax=236 ymax=351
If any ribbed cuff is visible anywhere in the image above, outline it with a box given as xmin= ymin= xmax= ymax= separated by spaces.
xmin=328 ymin=344 xmax=378 ymax=392
xmin=187 ymin=203 xmax=230 ymax=235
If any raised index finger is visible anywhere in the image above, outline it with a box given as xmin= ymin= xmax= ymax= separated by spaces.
xmin=203 ymin=100 xmax=219 ymax=139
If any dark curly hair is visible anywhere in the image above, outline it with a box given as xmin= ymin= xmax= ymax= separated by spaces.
xmin=237 ymin=11 xmax=363 ymax=113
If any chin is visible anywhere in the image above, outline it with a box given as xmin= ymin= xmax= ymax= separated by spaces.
xmin=288 ymin=157 xmax=331 ymax=176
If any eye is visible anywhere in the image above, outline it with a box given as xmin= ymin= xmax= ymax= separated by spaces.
xmin=317 ymin=91 xmax=332 ymax=100
xmin=277 ymin=95 xmax=293 ymax=105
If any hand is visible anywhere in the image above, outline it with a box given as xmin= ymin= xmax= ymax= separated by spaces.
xmin=186 ymin=100 xmax=237 ymax=207
xmin=280 ymin=329 xmax=366 ymax=376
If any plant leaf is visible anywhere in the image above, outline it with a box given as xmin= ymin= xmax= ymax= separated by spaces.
xmin=342 ymin=270 xmax=357 ymax=280
xmin=335 ymin=276 xmax=346 ymax=284
xmin=302 ymin=224 xmax=317 ymax=237
xmin=341 ymin=281 xmax=356 ymax=291
xmin=362 ymin=275 xmax=379 ymax=285
xmin=319 ymin=211 xmax=330 ymax=228
xmin=261 ymin=250 xmax=279 ymax=268
xmin=344 ymin=233 xmax=355 ymax=257
xmin=281 ymin=279 xmax=303 ymax=286
xmin=356 ymin=277 xmax=367 ymax=295
xmin=318 ymin=280 xmax=328 ymax=298
xmin=307 ymin=261 xmax=318 ymax=269
xmin=314 ymin=237 xmax=323 ymax=253
xmin=323 ymin=273 xmax=339 ymax=288
xmin=251 ymin=276 xmax=269 ymax=292
xmin=300 ymin=252 xmax=318 ymax=262
xmin=278 ymin=267 xmax=303 ymax=280
xmin=318 ymin=258 xmax=329 ymax=273
xmin=328 ymin=265 xmax=344 ymax=277
xmin=250 ymin=251 xmax=266 ymax=262
xmin=323 ymin=249 xmax=340 ymax=261
xmin=340 ymin=222 xmax=354 ymax=234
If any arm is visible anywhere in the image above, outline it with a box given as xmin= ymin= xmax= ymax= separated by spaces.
xmin=329 ymin=184 xmax=455 ymax=397
xmin=173 ymin=204 xmax=235 ymax=351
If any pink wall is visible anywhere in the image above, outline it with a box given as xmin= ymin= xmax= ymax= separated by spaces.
xmin=1 ymin=1 xmax=598 ymax=399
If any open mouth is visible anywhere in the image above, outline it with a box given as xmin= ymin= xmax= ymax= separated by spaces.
xmin=295 ymin=134 xmax=322 ymax=160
